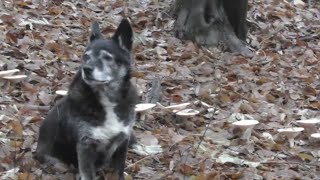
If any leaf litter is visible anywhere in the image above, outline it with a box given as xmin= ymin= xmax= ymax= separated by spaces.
xmin=0 ymin=0 xmax=320 ymax=179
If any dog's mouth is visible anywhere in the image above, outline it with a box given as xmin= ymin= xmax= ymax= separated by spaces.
xmin=83 ymin=76 xmax=110 ymax=84
xmin=88 ymin=79 xmax=108 ymax=83
xmin=81 ymin=71 xmax=111 ymax=85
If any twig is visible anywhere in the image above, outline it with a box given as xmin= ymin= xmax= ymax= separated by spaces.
xmin=194 ymin=108 xmax=217 ymax=156
xmin=16 ymin=104 xmax=51 ymax=111
xmin=125 ymin=154 xmax=156 ymax=170
xmin=146 ymin=76 xmax=162 ymax=103
xmin=261 ymin=161 xmax=319 ymax=167
xmin=295 ymin=35 xmax=319 ymax=41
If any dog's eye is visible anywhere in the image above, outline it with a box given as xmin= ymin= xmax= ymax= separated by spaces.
xmin=100 ymin=50 xmax=113 ymax=61
xmin=104 ymin=56 xmax=113 ymax=62
xmin=83 ymin=54 xmax=90 ymax=61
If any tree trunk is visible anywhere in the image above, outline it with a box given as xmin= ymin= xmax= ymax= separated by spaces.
xmin=172 ymin=0 xmax=252 ymax=57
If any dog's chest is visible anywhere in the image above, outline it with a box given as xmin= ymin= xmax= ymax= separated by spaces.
xmin=90 ymin=97 xmax=130 ymax=141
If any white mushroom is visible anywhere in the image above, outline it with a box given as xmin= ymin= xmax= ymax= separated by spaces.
xmin=296 ymin=118 xmax=320 ymax=134
xmin=135 ymin=103 xmax=156 ymax=112
xmin=311 ymin=133 xmax=320 ymax=138
xmin=232 ymin=120 xmax=259 ymax=142
xmin=135 ymin=103 xmax=156 ymax=120
xmin=1 ymin=75 xmax=27 ymax=83
xmin=277 ymin=127 xmax=304 ymax=148
xmin=293 ymin=0 xmax=305 ymax=6
xmin=175 ymin=109 xmax=199 ymax=116
xmin=0 ymin=69 xmax=20 ymax=77
xmin=310 ymin=133 xmax=320 ymax=143
xmin=55 ymin=90 xmax=68 ymax=96
xmin=262 ymin=132 xmax=276 ymax=144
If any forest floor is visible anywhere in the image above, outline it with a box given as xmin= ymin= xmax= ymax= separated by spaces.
xmin=0 ymin=0 xmax=320 ymax=179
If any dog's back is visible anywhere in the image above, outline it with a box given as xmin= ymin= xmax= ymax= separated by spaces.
xmin=35 ymin=19 xmax=138 ymax=180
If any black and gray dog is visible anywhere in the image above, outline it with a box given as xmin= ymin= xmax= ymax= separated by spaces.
xmin=35 ymin=18 xmax=138 ymax=180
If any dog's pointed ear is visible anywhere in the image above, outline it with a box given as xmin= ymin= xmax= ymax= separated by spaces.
xmin=90 ymin=22 xmax=102 ymax=42
xmin=112 ymin=18 xmax=133 ymax=51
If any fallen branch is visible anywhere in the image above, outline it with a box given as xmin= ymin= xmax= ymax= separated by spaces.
xmin=16 ymin=104 xmax=50 ymax=111
xmin=146 ymin=76 xmax=162 ymax=103
xmin=261 ymin=161 xmax=319 ymax=167
xmin=125 ymin=154 xmax=157 ymax=170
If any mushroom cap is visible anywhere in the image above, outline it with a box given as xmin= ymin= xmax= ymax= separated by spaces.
xmin=1 ymin=75 xmax=27 ymax=80
xmin=165 ymin=103 xmax=190 ymax=110
xmin=135 ymin=103 xmax=156 ymax=112
xmin=277 ymin=127 xmax=304 ymax=138
xmin=0 ymin=69 xmax=20 ymax=77
xmin=293 ymin=0 xmax=305 ymax=6
xmin=310 ymin=133 xmax=320 ymax=138
xmin=176 ymin=109 xmax=199 ymax=116
xmin=232 ymin=120 xmax=259 ymax=130
xmin=296 ymin=119 xmax=320 ymax=127
xmin=55 ymin=90 xmax=68 ymax=96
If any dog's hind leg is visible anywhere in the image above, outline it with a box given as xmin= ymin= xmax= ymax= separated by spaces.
xmin=77 ymin=138 xmax=98 ymax=180
xmin=34 ymin=109 xmax=60 ymax=164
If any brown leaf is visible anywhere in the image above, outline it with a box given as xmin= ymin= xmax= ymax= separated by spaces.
xmin=306 ymin=101 xmax=320 ymax=110
xmin=195 ymin=173 xmax=206 ymax=180
xmin=9 ymin=120 xmax=23 ymax=136
xmin=265 ymin=93 xmax=277 ymax=103
xmin=296 ymin=153 xmax=314 ymax=162
xmin=136 ymin=16 xmax=149 ymax=26
xmin=219 ymin=93 xmax=231 ymax=105
xmin=225 ymin=171 xmax=243 ymax=179
xmin=232 ymin=56 xmax=248 ymax=64
xmin=206 ymin=171 xmax=220 ymax=180
xmin=128 ymin=164 xmax=140 ymax=173
xmin=226 ymin=73 xmax=238 ymax=82
xmin=18 ymin=172 xmax=33 ymax=180
xmin=198 ymin=160 xmax=206 ymax=172
xmin=171 ymin=94 xmax=183 ymax=103
xmin=48 ymin=6 xmax=63 ymax=15
xmin=0 ymin=14 xmax=15 ymax=25
xmin=15 ymin=0 xmax=32 ymax=8
xmin=29 ymin=116 xmax=44 ymax=123
xmin=6 ymin=31 xmax=18 ymax=44
xmin=303 ymin=86 xmax=317 ymax=97
xmin=10 ymin=140 xmax=23 ymax=148
xmin=179 ymin=163 xmax=193 ymax=176
xmin=239 ymin=103 xmax=255 ymax=114
xmin=22 ymin=82 xmax=38 ymax=94
xmin=256 ymin=78 xmax=272 ymax=85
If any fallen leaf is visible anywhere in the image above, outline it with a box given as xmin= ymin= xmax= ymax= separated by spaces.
xmin=179 ymin=164 xmax=193 ymax=176
xmin=9 ymin=120 xmax=23 ymax=137
xmin=18 ymin=172 xmax=33 ymax=180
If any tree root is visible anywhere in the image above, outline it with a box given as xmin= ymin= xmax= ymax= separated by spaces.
xmin=173 ymin=0 xmax=252 ymax=57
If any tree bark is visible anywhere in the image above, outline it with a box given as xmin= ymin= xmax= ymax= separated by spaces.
xmin=172 ymin=0 xmax=252 ymax=57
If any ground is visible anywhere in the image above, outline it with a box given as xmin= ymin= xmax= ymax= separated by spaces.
xmin=0 ymin=0 xmax=320 ymax=179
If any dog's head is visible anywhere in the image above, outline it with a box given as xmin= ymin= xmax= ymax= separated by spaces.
xmin=81 ymin=19 xmax=133 ymax=86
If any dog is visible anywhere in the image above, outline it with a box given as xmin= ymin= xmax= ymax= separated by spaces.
xmin=34 ymin=18 xmax=138 ymax=180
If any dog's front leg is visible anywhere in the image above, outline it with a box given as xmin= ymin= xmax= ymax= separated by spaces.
xmin=77 ymin=138 xmax=97 ymax=180
xmin=109 ymin=139 xmax=129 ymax=180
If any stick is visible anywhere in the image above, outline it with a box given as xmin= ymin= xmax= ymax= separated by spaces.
xmin=147 ymin=76 xmax=162 ymax=103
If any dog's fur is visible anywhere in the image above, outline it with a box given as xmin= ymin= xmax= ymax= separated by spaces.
xmin=35 ymin=19 xmax=138 ymax=180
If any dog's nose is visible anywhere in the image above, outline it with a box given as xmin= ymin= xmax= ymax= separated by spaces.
xmin=83 ymin=66 xmax=93 ymax=75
